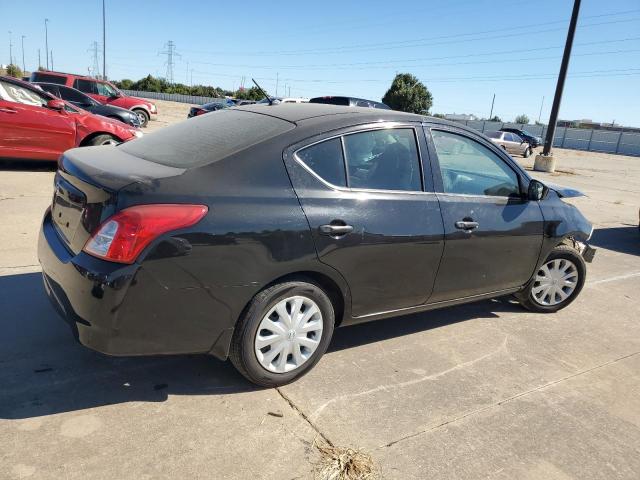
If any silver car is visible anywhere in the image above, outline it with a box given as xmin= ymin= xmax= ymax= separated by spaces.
xmin=486 ymin=131 xmax=532 ymax=157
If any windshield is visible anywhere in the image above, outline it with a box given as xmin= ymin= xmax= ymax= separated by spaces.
xmin=97 ymin=82 xmax=118 ymax=97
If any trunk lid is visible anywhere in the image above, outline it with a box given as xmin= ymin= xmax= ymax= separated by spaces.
xmin=52 ymin=145 xmax=185 ymax=254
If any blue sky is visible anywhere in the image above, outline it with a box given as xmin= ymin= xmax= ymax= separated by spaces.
xmin=3 ymin=0 xmax=640 ymax=125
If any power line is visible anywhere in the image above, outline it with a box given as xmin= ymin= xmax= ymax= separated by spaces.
xmin=158 ymin=40 xmax=181 ymax=83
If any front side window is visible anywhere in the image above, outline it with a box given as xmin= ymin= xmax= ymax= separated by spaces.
xmin=343 ymin=129 xmax=421 ymax=191
xmin=431 ymin=129 xmax=520 ymax=198
xmin=97 ymin=82 xmax=117 ymax=96
xmin=0 ymin=80 xmax=47 ymax=107
xmin=296 ymin=138 xmax=347 ymax=187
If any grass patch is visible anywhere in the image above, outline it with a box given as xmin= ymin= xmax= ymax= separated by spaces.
xmin=313 ymin=438 xmax=381 ymax=480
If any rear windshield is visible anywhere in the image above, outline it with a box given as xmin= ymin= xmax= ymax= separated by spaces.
xmin=310 ymin=97 xmax=350 ymax=106
xmin=30 ymin=72 xmax=67 ymax=84
xmin=119 ymin=109 xmax=294 ymax=167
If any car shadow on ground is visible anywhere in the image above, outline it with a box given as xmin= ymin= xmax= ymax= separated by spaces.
xmin=589 ymin=226 xmax=639 ymax=256
xmin=0 ymin=159 xmax=57 ymax=172
xmin=0 ymin=271 xmax=521 ymax=420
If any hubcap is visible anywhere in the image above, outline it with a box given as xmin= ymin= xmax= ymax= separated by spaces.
xmin=254 ymin=296 xmax=323 ymax=373
xmin=136 ymin=111 xmax=146 ymax=124
xmin=532 ymin=258 xmax=579 ymax=306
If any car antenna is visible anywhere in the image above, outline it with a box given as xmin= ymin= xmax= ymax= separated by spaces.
xmin=252 ymin=78 xmax=273 ymax=105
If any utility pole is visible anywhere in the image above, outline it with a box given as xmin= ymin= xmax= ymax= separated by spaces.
xmin=44 ymin=19 xmax=49 ymax=69
xmin=536 ymin=0 xmax=581 ymax=171
xmin=89 ymin=41 xmax=100 ymax=77
xmin=21 ymin=35 xmax=26 ymax=72
xmin=38 ymin=49 xmax=41 ymax=69
xmin=488 ymin=93 xmax=495 ymax=120
xmin=50 ymin=50 xmax=53 ymax=70
xmin=159 ymin=40 xmax=181 ymax=84
xmin=537 ymin=96 xmax=545 ymax=123
xmin=102 ymin=0 xmax=106 ymax=79
xmin=185 ymin=60 xmax=189 ymax=84
xmin=8 ymin=31 xmax=13 ymax=65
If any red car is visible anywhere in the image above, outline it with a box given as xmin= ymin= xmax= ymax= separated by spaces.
xmin=30 ymin=70 xmax=157 ymax=127
xmin=0 ymin=76 xmax=142 ymax=161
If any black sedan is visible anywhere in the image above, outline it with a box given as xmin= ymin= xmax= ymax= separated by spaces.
xmin=35 ymin=82 xmax=141 ymax=127
xmin=38 ymin=105 xmax=595 ymax=387
xmin=187 ymin=100 xmax=233 ymax=118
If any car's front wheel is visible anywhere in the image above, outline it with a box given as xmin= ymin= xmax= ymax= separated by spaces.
xmin=87 ymin=134 xmax=120 ymax=146
xmin=518 ymin=245 xmax=586 ymax=313
xmin=132 ymin=108 xmax=149 ymax=127
xmin=230 ymin=280 xmax=335 ymax=387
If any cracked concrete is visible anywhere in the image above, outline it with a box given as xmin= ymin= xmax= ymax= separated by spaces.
xmin=1 ymin=131 xmax=639 ymax=479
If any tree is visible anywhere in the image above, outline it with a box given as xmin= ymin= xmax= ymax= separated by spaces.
xmin=382 ymin=73 xmax=432 ymax=114
xmin=489 ymin=115 xmax=502 ymax=122
xmin=515 ymin=114 xmax=530 ymax=124
xmin=235 ymin=86 xmax=266 ymax=101
xmin=432 ymin=113 xmax=446 ymax=119
xmin=6 ymin=64 xmax=23 ymax=78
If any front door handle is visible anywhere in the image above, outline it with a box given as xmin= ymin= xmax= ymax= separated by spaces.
xmin=0 ymin=107 xmax=17 ymax=114
xmin=319 ymin=223 xmax=353 ymax=237
xmin=455 ymin=220 xmax=479 ymax=231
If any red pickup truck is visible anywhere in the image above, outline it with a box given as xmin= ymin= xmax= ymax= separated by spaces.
xmin=30 ymin=70 xmax=157 ymax=127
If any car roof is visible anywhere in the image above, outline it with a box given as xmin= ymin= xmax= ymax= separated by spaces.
xmin=234 ymin=103 xmax=422 ymax=123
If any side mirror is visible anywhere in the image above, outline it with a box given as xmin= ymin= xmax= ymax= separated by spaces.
xmin=528 ymin=179 xmax=548 ymax=201
xmin=46 ymin=99 xmax=65 ymax=111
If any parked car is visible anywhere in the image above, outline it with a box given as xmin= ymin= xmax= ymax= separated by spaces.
xmin=35 ymin=82 xmax=141 ymax=127
xmin=38 ymin=105 xmax=595 ymax=387
xmin=500 ymin=127 xmax=543 ymax=148
xmin=29 ymin=70 xmax=157 ymax=127
xmin=256 ymin=97 xmax=309 ymax=104
xmin=233 ymin=99 xmax=257 ymax=106
xmin=0 ymin=76 xmax=141 ymax=161
xmin=187 ymin=100 xmax=233 ymax=118
xmin=486 ymin=131 xmax=533 ymax=157
xmin=310 ymin=96 xmax=390 ymax=109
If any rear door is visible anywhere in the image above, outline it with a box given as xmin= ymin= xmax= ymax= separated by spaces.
xmin=284 ymin=124 xmax=445 ymax=318
xmin=424 ymin=125 xmax=543 ymax=302
xmin=73 ymin=78 xmax=105 ymax=104
xmin=0 ymin=79 xmax=76 ymax=161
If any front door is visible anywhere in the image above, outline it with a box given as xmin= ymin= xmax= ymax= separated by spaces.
xmin=284 ymin=125 xmax=445 ymax=317
xmin=425 ymin=126 xmax=544 ymax=302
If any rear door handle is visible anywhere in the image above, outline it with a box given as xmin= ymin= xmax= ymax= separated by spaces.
xmin=0 ymin=107 xmax=17 ymax=114
xmin=455 ymin=220 xmax=479 ymax=231
xmin=319 ymin=224 xmax=353 ymax=237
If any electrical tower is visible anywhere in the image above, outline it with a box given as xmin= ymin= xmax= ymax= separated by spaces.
xmin=159 ymin=40 xmax=181 ymax=84
xmin=88 ymin=41 xmax=101 ymax=78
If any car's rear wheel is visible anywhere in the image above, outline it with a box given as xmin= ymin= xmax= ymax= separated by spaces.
xmin=518 ymin=245 xmax=586 ymax=313
xmin=523 ymin=147 xmax=532 ymax=158
xmin=87 ymin=134 xmax=119 ymax=146
xmin=230 ymin=280 xmax=335 ymax=387
xmin=132 ymin=108 xmax=149 ymax=127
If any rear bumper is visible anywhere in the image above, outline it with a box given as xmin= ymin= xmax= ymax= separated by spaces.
xmin=38 ymin=210 xmax=231 ymax=357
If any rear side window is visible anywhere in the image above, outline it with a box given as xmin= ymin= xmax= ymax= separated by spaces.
xmin=120 ymin=109 xmax=295 ymax=168
xmin=74 ymin=79 xmax=98 ymax=94
xmin=297 ymin=138 xmax=347 ymax=187
xmin=30 ymin=72 xmax=67 ymax=84
xmin=343 ymin=129 xmax=421 ymax=191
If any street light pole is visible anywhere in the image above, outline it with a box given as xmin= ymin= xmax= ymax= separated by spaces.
xmin=489 ymin=93 xmax=495 ymax=120
xmin=102 ymin=0 xmax=106 ymax=79
xmin=44 ymin=19 xmax=49 ymax=70
xmin=8 ymin=31 xmax=13 ymax=65
xmin=535 ymin=0 xmax=582 ymax=171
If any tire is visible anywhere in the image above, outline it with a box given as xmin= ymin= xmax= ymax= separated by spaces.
xmin=518 ymin=245 xmax=586 ymax=313
xmin=132 ymin=108 xmax=149 ymax=127
xmin=87 ymin=134 xmax=119 ymax=146
xmin=230 ymin=280 xmax=335 ymax=387
xmin=523 ymin=147 xmax=532 ymax=158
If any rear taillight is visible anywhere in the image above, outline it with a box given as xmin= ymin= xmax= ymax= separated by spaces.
xmin=83 ymin=204 xmax=208 ymax=264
